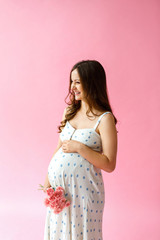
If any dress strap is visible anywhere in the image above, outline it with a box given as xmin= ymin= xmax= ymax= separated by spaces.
xmin=93 ymin=111 xmax=112 ymax=130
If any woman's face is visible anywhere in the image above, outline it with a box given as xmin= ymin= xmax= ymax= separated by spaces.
xmin=71 ymin=68 xmax=85 ymax=100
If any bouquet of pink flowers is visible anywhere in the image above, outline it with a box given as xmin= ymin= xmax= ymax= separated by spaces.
xmin=38 ymin=184 xmax=70 ymax=214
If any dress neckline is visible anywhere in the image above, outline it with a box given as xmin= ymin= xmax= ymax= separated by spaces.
xmin=67 ymin=111 xmax=111 ymax=136
xmin=67 ymin=121 xmax=101 ymax=137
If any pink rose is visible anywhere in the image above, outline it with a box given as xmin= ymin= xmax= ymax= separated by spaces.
xmin=43 ymin=185 xmax=71 ymax=214
xmin=49 ymin=193 xmax=56 ymax=201
xmin=50 ymin=202 xmax=55 ymax=209
xmin=53 ymin=200 xmax=59 ymax=206
xmin=60 ymin=198 xmax=66 ymax=205
xmin=59 ymin=201 xmax=66 ymax=209
xmin=44 ymin=198 xmax=50 ymax=207
xmin=54 ymin=191 xmax=63 ymax=199
xmin=65 ymin=201 xmax=70 ymax=207
xmin=57 ymin=189 xmax=64 ymax=196
xmin=56 ymin=186 xmax=64 ymax=192
xmin=46 ymin=188 xmax=54 ymax=197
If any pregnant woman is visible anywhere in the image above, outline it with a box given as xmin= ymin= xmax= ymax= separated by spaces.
xmin=43 ymin=60 xmax=118 ymax=240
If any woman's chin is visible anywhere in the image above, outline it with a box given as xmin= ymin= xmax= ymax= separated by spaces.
xmin=75 ymin=96 xmax=81 ymax=100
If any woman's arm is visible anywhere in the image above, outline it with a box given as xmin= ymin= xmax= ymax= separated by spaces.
xmin=77 ymin=145 xmax=115 ymax=173
xmin=77 ymin=113 xmax=118 ymax=172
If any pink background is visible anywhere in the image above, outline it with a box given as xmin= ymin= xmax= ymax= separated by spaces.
xmin=0 ymin=0 xmax=160 ymax=239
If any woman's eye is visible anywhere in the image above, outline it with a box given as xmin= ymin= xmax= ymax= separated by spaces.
xmin=71 ymin=81 xmax=80 ymax=84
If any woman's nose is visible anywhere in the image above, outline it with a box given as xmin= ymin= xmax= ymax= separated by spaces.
xmin=71 ymin=83 xmax=76 ymax=90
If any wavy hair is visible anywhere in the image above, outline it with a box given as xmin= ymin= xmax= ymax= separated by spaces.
xmin=58 ymin=60 xmax=118 ymax=133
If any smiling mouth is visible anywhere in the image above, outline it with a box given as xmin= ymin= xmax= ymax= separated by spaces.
xmin=74 ymin=92 xmax=80 ymax=95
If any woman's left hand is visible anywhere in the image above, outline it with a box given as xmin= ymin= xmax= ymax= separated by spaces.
xmin=62 ymin=140 xmax=81 ymax=153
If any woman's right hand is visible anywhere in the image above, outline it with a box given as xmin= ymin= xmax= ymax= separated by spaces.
xmin=43 ymin=184 xmax=51 ymax=193
xmin=43 ymin=174 xmax=51 ymax=193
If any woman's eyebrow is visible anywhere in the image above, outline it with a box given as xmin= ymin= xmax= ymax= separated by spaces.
xmin=71 ymin=78 xmax=80 ymax=81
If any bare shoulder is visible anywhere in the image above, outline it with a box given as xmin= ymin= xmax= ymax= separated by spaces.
xmin=99 ymin=112 xmax=116 ymax=131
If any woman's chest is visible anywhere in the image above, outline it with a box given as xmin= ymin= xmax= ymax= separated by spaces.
xmin=60 ymin=123 xmax=102 ymax=152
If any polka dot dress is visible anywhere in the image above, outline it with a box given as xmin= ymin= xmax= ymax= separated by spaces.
xmin=44 ymin=112 xmax=112 ymax=240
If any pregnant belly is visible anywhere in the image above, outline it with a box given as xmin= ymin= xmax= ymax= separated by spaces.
xmin=47 ymin=147 xmax=105 ymax=201
xmin=48 ymin=147 xmax=88 ymax=186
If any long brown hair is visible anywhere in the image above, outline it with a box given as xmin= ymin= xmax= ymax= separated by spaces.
xmin=58 ymin=60 xmax=118 ymax=133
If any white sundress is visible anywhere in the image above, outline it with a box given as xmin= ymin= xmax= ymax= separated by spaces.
xmin=44 ymin=111 xmax=112 ymax=240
